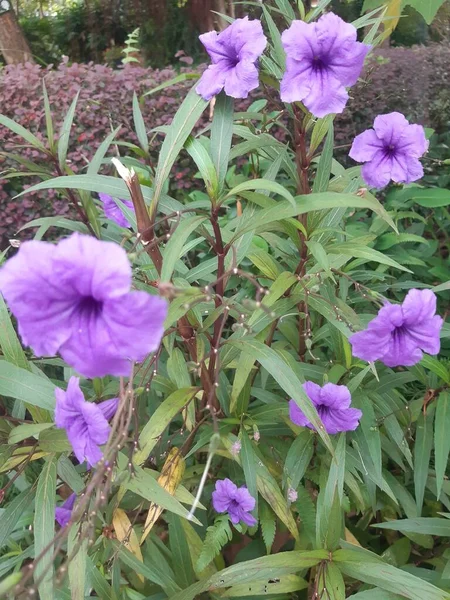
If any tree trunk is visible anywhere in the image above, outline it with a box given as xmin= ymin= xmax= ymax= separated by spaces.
xmin=0 ymin=9 xmax=33 ymax=64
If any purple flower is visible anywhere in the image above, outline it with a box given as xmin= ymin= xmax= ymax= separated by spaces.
xmin=289 ymin=382 xmax=362 ymax=435
xmin=280 ymin=13 xmax=369 ymax=118
xmin=0 ymin=233 xmax=167 ymax=378
xmin=99 ymin=193 xmax=135 ymax=228
xmin=196 ymin=17 xmax=267 ymax=101
xmin=349 ymin=289 xmax=442 ymax=367
xmin=55 ymin=376 xmax=118 ymax=466
xmin=349 ymin=112 xmax=429 ymax=188
xmin=55 ymin=492 xmax=77 ymax=527
xmin=212 ymin=478 xmax=257 ymax=527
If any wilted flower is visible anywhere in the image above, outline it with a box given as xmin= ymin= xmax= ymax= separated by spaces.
xmin=55 ymin=376 xmax=118 ymax=466
xmin=212 ymin=478 xmax=257 ymax=526
xmin=280 ymin=12 xmax=369 ymax=117
xmin=349 ymin=289 xmax=442 ymax=367
xmin=99 ymin=193 xmax=135 ymax=228
xmin=289 ymin=382 xmax=362 ymax=434
xmin=230 ymin=440 xmax=241 ymax=456
xmin=349 ymin=112 xmax=428 ymax=188
xmin=55 ymin=493 xmax=77 ymax=527
xmin=287 ymin=488 xmax=298 ymax=503
xmin=196 ymin=17 xmax=267 ymax=101
xmin=0 ymin=233 xmax=167 ymax=378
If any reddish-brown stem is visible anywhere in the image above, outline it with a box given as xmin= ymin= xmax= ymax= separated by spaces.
xmin=293 ymin=105 xmax=312 ymax=361
xmin=207 ymin=207 xmax=227 ymax=411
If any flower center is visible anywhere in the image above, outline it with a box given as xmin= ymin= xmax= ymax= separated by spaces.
xmin=77 ymin=296 xmax=103 ymax=319
xmin=384 ymin=143 xmax=397 ymax=157
xmin=312 ymin=56 xmax=327 ymax=71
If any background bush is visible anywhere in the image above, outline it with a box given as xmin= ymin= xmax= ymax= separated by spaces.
xmin=1 ymin=43 xmax=450 ymax=247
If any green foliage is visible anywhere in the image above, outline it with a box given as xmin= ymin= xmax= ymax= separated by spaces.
xmin=0 ymin=2 xmax=449 ymax=599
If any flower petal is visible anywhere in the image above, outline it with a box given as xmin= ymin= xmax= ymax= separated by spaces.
xmin=235 ymin=487 xmax=256 ymax=512
xmin=223 ymin=60 xmax=259 ymax=99
xmin=361 ymin=149 xmax=394 ymax=188
xmin=81 ymin=402 xmax=111 ymax=445
xmin=98 ymin=398 xmax=119 ymax=421
xmin=196 ymin=63 xmax=228 ymax=101
xmin=373 ymin=112 xmax=409 ymax=145
xmin=397 ymin=123 xmax=429 ymax=158
xmin=280 ymin=58 xmax=315 ymax=104
xmin=302 ymin=74 xmax=349 ymax=118
xmin=239 ymin=508 xmax=257 ymax=527
xmin=349 ymin=303 xmax=403 ymax=362
xmin=322 ymin=407 xmax=362 ymax=434
xmin=54 ymin=377 xmax=85 ymax=429
xmin=289 ymin=399 xmax=312 ymax=428
xmin=281 ymin=19 xmax=317 ymax=60
xmin=402 ymin=289 xmax=437 ymax=325
xmin=303 ymin=381 xmax=322 ymax=406
xmin=381 ymin=330 xmax=423 ymax=367
xmin=404 ymin=317 xmax=443 ymax=356
xmin=349 ymin=129 xmax=384 ymax=163
xmin=320 ymin=383 xmax=352 ymax=410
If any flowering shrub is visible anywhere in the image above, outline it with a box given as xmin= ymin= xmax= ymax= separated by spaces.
xmin=0 ymin=3 xmax=450 ymax=600
xmin=1 ymin=43 xmax=450 ymax=245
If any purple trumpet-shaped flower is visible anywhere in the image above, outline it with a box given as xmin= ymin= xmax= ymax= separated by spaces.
xmin=280 ymin=12 xmax=369 ymax=118
xmin=349 ymin=112 xmax=429 ymax=188
xmin=55 ymin=493 xmax=77 ymax=527
xmin=196 ymin=16 xmax=267 ymax=101
xmin=212 ymin=478 xmax=257 ymax=527
xmin=55 ymin=376 xmax=118 ymax=466
xmin=99 ymin=193 xmax=135 ymax=228
xmin=0 ymin=233 xmax=167 ymax=378
xmin=349 ymin=289 xmax=442 ymax=367
xmin=289 ymin=382 xmax=362 ymax=435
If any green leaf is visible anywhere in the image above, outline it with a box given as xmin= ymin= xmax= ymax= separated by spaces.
xmin=225 ymin=575 xmax=308 ymax=596
xmin=134 ymin=388 xmax=197 ymax=466
xmin=210 ymin=92 xmax=234 ymax=190
xmin=259 ymin=501 xmax=276 ymax=554
xmin=185 ymin=137 xmax=219 ymax=200
xmin=170 ymin=550 xmax=328 ymax=600
xmin=150 ymin=87 xmax=207 ymax=218
xmin=42 ymin=80 xmax=55 ymax=152
xmin=0 ymin=114 xmax=46 ymax=151
xmin=34 ymin=456 xmax=57 ymax=600
xmin=0 ymin=362 xmax=56 ymax=410
xmin=161 ymin=216 xmax=206 ymax=281
xmin=0 ymin=573 xmax=23 ymax=596
xmin=86 ymin=557 xmax=113 ymax=600
xmin=226 ymin=178 xmax=296 ymax=207
xmin=408 ymin=187 xmax=450 ymax=208
xmin=324 ymin=562 xmax=346 ymax=600
xmin=58 ymin=92 xmax=79 ymax=170
xmin=168 ymin=514 xmax=197 ymax=588
xmin=197 ymin=515 xmax=232 ymax=573
xmin=313 ymin=124 xmax=334 ymax=193
xmin=310 ymin=115 xmax=335 ymax=153
xmin=336 ymin=550 xmax=449 ymax=600
xmin=420 ymin=355 xmax=450 ymax=384
xmin=328 ymin=242 xmax=412 ymax=272
xmin=142 ymin=72 xmax=200 ymax=97
xmin=39 ymin=428 xmax=71 ymax=453
xmin=414 ymin=410 xmax=434 ymax=513
xmin=229 ymin=339 xmax=333 ymax=454
xmin=132 ymin=91 xmax=148 ymax=152
xmin=374 ymin=517 xmax=450 ymax=536
xmin=0 ymin=294 xmax=30 ymax=371
xmin=240 ymin=427 xmax=258 ymax=516
xmin=262 ymin=5 xmax=286 ymax=70
xmin=87 ymin=126 xmax=122 ymax=175
xmin=68 ymin=524 xmax=88 ymax=600
xmin=404 ymin=0 xmax=447 ymax=24
xmin=283 ymin=429 xmax=314 ymax=490
xmin=9 ymin=423 xmax=53 ymax=445
xmin=0 ymin=487 xmax=34 ymax=549
xmin=435 ymin=392 xmax=450 ymax=498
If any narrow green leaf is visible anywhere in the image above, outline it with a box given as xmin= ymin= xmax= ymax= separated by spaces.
xmin=87 ymin=126 xmax=122 ymax=175
xmin=151 ymin=87 xmax=207 ymax=218
xmin=374 ymin=517 xmax=450 ymax=536
xmin=34 ymin=456 xmax=57 ymax=600
xmin=435 ymin=392 xmax=450 ymax=498
xmin=142 ymin=72 xmax=200 ymax=97
xmin=42 ymin=80 xmax=55 ymax=152
xmin=210 ymin=92 xmax=234 ymax=190
xmin=262 ymin=6 xmax=286 ymax=70
xmin=0 ymin=114 xmax=46 ymax=151
xmin=414 ymin=410 xmax=434 ymax=513
xmin=310 ymin=115 xmax=335 ymax=153
xmin=227 ymin=178 xmax=296 ymax=207
xmin=9 ymin=423 xmax=53 ymax=445
xmin=421 ymin=355 xmax=450 ymax=384
xmin=283 ymin=429 xmax=314 ymax=490
xmin=58 ymin=91 xmax=79 ymax=169
xmin=68 ymin=524 xmax=88 ymax=600
xmin=0 ymin=487 xmax=35 ymax=549
xmin=328 ymin=242 xmax=412 ymax=273
xmin=313 ymin=124 xmax=334 ymax=193
xmin=161 ymin=216 xmax=206 ymax=282
xmin=0 ymin=294 xmax=30 ymax=371
xmin=259 ymin=501 xmax=276 ymax=554
xmin=86 ymin=557 xmax=113 ymax=600
xmin=185 ymin=137 xmax=219 ymax=200
xmin=133 ymin=91 xmax=148 ymax=152
xmin=240 ymin=428 xmax=258 ymax=516
xmin=134 ymin=387 xmax=199 ymax=466
xmin=324 ymin=562 xmax=346 ymax=600
xmin=168 ymin=514 xmax=196 ymax=588
xmin=0 ymin=362 xmax=55 ymax=410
